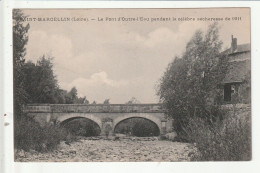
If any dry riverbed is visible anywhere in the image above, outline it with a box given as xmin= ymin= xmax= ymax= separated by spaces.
xmin=15 ymin=137 xmax=196 ymax=162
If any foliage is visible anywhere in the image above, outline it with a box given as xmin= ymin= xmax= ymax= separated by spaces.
xmin=22 ymin=56 xmax=60 ymax=103
xmin=156 ymin=23 xmax=251 ymax=161
xmin=13 ymin=9 xmax=30 ymax=119
xmin=65 ymin=87 xmax=78 ymax=103
xmin=157 ymin=23 xmax=228 ymax=134
xmin=23 ymin=58 xmax=88 ymax=104
xmin=103 ymin=99 xmax=110 ymax=104
xmin=183 ymin=111 xmax=251 ymax=161
xmin=14 ymin=116 xmax=71 ymax=152
xmin=126 ymin=97 xmax=141 ymax=104
xmin=13 ymin=10 xmax=82 ymax=153
xmin=74 ymin=96 xmax=89 ymax=104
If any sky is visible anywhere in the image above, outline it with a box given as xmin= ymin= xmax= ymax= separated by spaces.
xmin=22 ymin=8 xmax=250 ymax=103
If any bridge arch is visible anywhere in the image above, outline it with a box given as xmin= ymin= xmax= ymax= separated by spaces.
xmin=112 ymin=113 xmax=162 ymax=134
xmin=56 ymin=113 xmax=102 ymax=130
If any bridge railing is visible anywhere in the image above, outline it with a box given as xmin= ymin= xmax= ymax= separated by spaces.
xmin=23 ymin=104 xmax=165 ymax=113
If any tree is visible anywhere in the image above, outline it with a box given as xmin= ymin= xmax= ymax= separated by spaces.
xmin=55 ymin=89 xmax=67 ymax=104
xmin=65 ymin=87 xmax=78 ymax=104
xmin=13 ymin=9 xmax=30 ymax=119
xmin=74 ymin=96 xmax=88 ymax=104
xmin=22 ymin=57 xmax=91 ymax=104
xmin=103 ymin=99 xmax=110 ymax=104
xmin=83 ymin=99 xmax=90 ymax=104
xmin=126 ymin=97 xmax=140 ymax=104
xmin=64 ymin=88 xmax=90 ymax=104
xmin=157 ymin=23 xmax=228 ymax=133
xmin=23 ymin=57 xmax=90 ymax=104
xmin=23 ymin=56 xmax=61 ymax=103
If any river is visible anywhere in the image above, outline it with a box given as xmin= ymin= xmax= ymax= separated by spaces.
xmin=15 ymin=137 xmax=196 ymax=162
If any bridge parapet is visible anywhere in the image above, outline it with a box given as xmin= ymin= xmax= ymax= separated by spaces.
xmin=23 ymin=105 xmax=51 ymax=113
xmin=23 ymin=104 xmax=165 ymax=113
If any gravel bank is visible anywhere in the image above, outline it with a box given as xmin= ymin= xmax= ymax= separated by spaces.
xmin=15 ymin=137 xmax=196 ymax=162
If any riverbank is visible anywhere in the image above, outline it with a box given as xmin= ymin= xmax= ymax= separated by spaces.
xmin=15 ymin=137 xmax=196 ymax=162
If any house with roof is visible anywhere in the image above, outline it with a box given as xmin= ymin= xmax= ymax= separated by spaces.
xmin=220 ymin=36 xmax=251 ymax=104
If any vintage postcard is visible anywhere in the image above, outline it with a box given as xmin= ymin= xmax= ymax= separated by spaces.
xmin=12 ymin=8 xmax=251 ymax=162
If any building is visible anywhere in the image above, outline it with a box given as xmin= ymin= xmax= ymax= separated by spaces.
xmin=221 ymin=36 xmax=251 ymax=104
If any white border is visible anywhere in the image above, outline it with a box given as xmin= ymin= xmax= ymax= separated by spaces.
xmin=1 ymin=1 xmax=260 ymax=173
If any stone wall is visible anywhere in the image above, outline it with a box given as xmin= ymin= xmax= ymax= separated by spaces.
xmin=221 ymin=104 xmax=251 ymax=120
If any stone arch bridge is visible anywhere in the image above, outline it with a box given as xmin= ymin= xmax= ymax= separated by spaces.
xmin=23 ymin=104 xmax=173 ymax=136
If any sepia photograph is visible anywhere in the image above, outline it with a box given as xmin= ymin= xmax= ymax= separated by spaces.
xmin=13 ymin=8 xmax=251 ymax=162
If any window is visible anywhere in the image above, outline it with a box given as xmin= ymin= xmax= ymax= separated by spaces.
xmin=224 ymin=84 xmax=231 ymax=102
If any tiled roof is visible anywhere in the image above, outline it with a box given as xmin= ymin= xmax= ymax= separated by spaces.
xmin=222 ymin=60 xmax=250 ymax=84
xmin=221 ymin=43 xmax=251 ymax=55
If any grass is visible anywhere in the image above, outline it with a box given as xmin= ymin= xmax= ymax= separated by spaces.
xmin=182 ymin=109 xmax=251 ymax=161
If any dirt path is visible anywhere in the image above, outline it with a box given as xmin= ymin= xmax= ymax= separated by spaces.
xmin=15 ymin=137 xmax=196 ymax=162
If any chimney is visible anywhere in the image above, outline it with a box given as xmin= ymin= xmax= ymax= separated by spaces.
xmin=231 ymin=35 xmax=237 ymax=53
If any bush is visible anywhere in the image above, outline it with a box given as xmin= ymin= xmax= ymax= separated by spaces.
xmin=14 ymin=116 xmax=72 ymax=152
xmin=182 ymin=113 xmax=251 ymax=161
